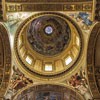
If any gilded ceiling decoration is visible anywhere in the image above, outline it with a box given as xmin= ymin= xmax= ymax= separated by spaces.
xmin=0 ymin=0 xmax=100 ymax=100
xmin=27 ymin=15 xmax=70 ymax=56
xmin=5 ymin=0 xmax=93 ymax=13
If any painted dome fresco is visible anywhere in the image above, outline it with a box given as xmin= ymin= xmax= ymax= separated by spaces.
xmin=27 ymin=15 xmax=70 ymax=56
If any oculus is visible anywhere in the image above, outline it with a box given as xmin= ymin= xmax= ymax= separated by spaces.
xmin=45 ymin=26 xmax=53 ymax=35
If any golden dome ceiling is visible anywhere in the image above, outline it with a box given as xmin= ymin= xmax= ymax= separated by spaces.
xmin=0 ymin=0 xmax=100 ymax=99
xmin=14 ymin=12 xmax=83 ymax=80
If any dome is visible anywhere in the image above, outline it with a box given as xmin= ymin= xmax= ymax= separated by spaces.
xmin=14 ymin=12 xmax=83 ymax=80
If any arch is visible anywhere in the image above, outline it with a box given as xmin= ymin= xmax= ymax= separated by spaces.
xmin=87 ymin=23 xmax=100 ymax=99
xmin=0 ymin=23 xmax=11 ymax=98
xmin=13 ymin=84 xmax=84 ymax=100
